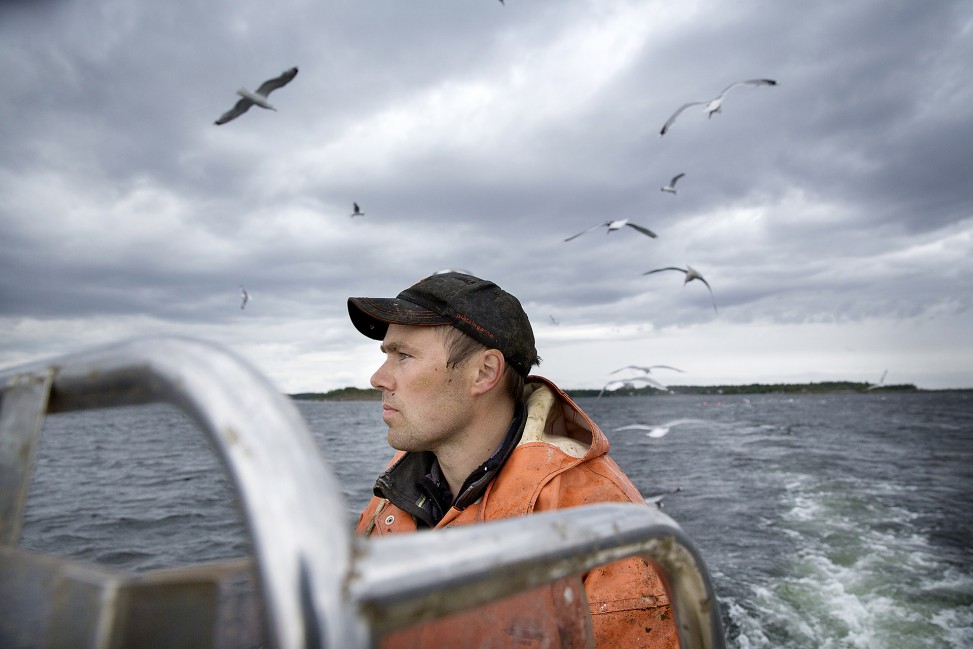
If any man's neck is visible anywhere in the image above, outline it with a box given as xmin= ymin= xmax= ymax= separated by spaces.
xmin=435 ymin=398 xmax=515 ymax=498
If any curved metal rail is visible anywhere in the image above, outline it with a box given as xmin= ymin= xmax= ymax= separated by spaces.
xmin=0 ymin=336 xmax=726 ymax=649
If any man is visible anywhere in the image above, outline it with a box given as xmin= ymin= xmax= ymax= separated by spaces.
xmin=349 ymin=271 xmax=678 ymax=649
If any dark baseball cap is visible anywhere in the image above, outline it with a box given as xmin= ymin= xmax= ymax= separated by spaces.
xmin=348 ymin=272 xmax=539 ymax=376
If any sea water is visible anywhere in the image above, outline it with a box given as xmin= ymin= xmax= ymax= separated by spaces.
xmin=19 ymin=392 xmax=973 ymax=648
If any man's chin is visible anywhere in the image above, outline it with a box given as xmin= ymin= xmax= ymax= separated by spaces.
xmin=387 ymin=431 xmax=421 ymax=453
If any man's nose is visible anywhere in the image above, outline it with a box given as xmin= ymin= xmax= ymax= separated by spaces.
xmin=371 ymin=358 xmax=392 ymax=390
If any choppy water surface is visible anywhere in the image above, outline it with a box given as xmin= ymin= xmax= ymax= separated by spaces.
xmin=20 ymin=392 xmax=973 ymax=648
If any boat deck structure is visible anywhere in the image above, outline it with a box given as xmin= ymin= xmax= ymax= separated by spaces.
xmin=0 ymin=336 xmax=726 ymax=648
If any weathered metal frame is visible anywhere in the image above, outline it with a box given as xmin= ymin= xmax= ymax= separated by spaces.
xmin=0 ymin=336 xmax=725 ymax=648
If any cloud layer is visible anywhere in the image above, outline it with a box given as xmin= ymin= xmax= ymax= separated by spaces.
xmin=2 ymin=0 xmax=971 ymax=391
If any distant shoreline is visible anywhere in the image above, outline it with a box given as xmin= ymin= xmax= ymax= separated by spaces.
xmin=289 ymin=382 xmax=970 ymax=401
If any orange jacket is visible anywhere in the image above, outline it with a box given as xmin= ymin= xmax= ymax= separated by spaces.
xmin=356 ymin=377 xmax=678 ymax=649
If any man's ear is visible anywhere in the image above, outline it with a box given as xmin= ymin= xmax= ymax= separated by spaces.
xmin=470 ymin=349 xmax=505 ymax=396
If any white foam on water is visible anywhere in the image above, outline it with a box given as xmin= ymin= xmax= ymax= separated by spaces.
xmin=725 ymin=471 xmax=973 ymax=648
xmin=932 ymin=608 xmax=973 ymax=646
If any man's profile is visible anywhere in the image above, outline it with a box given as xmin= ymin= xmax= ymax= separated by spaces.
xmin=348 ymin=271 xmax=677 ymax=648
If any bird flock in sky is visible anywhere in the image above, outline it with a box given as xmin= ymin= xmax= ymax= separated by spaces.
xmin=576 ymin=78 xmax=779 ymax=401
xmin=213 ymin=63 xmax=781 ymax=411
xmin=215 ymin=66 xmax=372 ymax=312
xmin=562 ymin=77 xmax=778 ymax=325
xmin=213 ymin=64 xmax=776 ymax=326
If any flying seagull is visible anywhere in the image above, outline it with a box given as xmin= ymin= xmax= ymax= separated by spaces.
xmin=614 ymin=419 xmax=709 ymax=438
xmin=215 ymin=67 xmax=299 ymax=126
xmin=350 ymin=202 xmax=365 ymax=218
xmin=644 ymin=486 xmax=682 ymax=508
xmin=661 ymin=173 xmax=685 ymax=194
xmin=643 ymin=265 xmax=718 ymax=314
xmin=565 ymin=219 xmax=657 ymax=242
xmin=240 ymin=285 xmax=250 ymax=310
xmin=597 ymin=376 xmax=669 ymax=398
xmin=866 ymin=370 xmax=888 ymax=391
xmin=610 ymin=365 xmax=685 ymax=375
xmin=659 ymin=78 xmax=777 ymax=136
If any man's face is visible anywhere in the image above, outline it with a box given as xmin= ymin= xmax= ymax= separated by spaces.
xmin=370 ymin=324 xmax=474 ymax=453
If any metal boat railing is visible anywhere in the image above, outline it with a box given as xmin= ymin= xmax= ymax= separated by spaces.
xmin=0 ymin=336 xmax=726 ymax=649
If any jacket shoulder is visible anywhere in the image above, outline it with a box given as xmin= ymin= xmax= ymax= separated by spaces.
xmin=562 ymin=454 xmax=646 ymax=505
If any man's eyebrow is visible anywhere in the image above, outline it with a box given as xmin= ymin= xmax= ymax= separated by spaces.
xmin=380 ymin=341 xmax=402 ymax=354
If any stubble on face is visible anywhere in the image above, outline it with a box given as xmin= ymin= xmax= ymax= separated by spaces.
xmin=376 ymin=325 xmax=473 ymax=454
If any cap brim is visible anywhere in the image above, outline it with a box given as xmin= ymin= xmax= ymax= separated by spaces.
xmin=348 ymin=296 xmax=453 ymax=340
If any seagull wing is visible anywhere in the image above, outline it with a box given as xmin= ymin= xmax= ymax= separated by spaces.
xmin=670 ymin=173 xmax=685 ymax=187
xmin=215 ymin=97 xmax=253 ymax=125
xmin=613 ymin=424 xmax=656 ymax=433
xmin=645 ymin=487 xmax=681 ymax=504
xmin=618 ymin=365 xmax=681 ymax=374
xmin=614 ymin=424 xmax=669 ymax=438
xmin=604 ymin=376 xmax=667 ymax=392
xmin=255 ymin=67 xmax=299 ymax=97
xmin=643 ymin=266 xmax=686 ymax=277
xmin=627 ymin=375 xmax=669 ymax=391
xmin=610 ymin=365 xmax=672 ymax=375
xmin=866 ymin=370 xmax=888 ymax=390
xmin=718 ymin=78 xmax=778 ymax=98
xmin=618 ymin=419 xmax=706 ymax=437
xmin=600 ymin=380 xmax=628 ymax=393
xmin=651 ymin=365 xmax=686 ymax=373
xmin=609 ymin=365 xmax=645 ymax=375
xmin=564 ymin=222 xmax=609 ymax=242
xmin=692 ymin=275 xmax=719 ymax=314
xmin=624 ymin=222 xmax=658 ymax=238
xmin=660 ymin=101 xmax=704 ymax=136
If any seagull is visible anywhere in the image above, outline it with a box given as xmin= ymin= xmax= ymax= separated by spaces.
xmin=597 ymin=376 xmax=669 ymax=398
xmin=240 ymin=285 xmax=250 ymax=310
xmin=549 ymin=315 xmax=560 ymax=325
xmin=614 ymin=419 xmax=708 ymax=438
xmin=610 ymin=365 xmax=685 ymax=375
xmin=866 ymin=370 xmax=888 ymax=391
xmin=350 ymin=202 xmax=365 ymax=218
xmin=644 ymin=486 xmax=682 ymax=508
xmin=659 ymin=78 xmax=777 ymax=136
xmin=565 ymin=219 xmax=657 ymax=242
xmin=643 ymin=265 xmax=718 ymax=314
xmin=215 ymin=67 xmax=299 ymax=126
xmin=661 ymin=173 xmax=685 ymax=194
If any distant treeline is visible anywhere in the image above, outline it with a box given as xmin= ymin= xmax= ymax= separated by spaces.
xmin=565 ymin=381 xmax=921 ymax=398
xmin=291 ymin=381 xmax=935 ymax=401
xmin=291 ymin=387 xmax=382 ymax=401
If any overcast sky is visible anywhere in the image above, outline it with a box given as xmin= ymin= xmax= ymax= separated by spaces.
xmin=2 ymin=0 xmax=972 ymax=393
